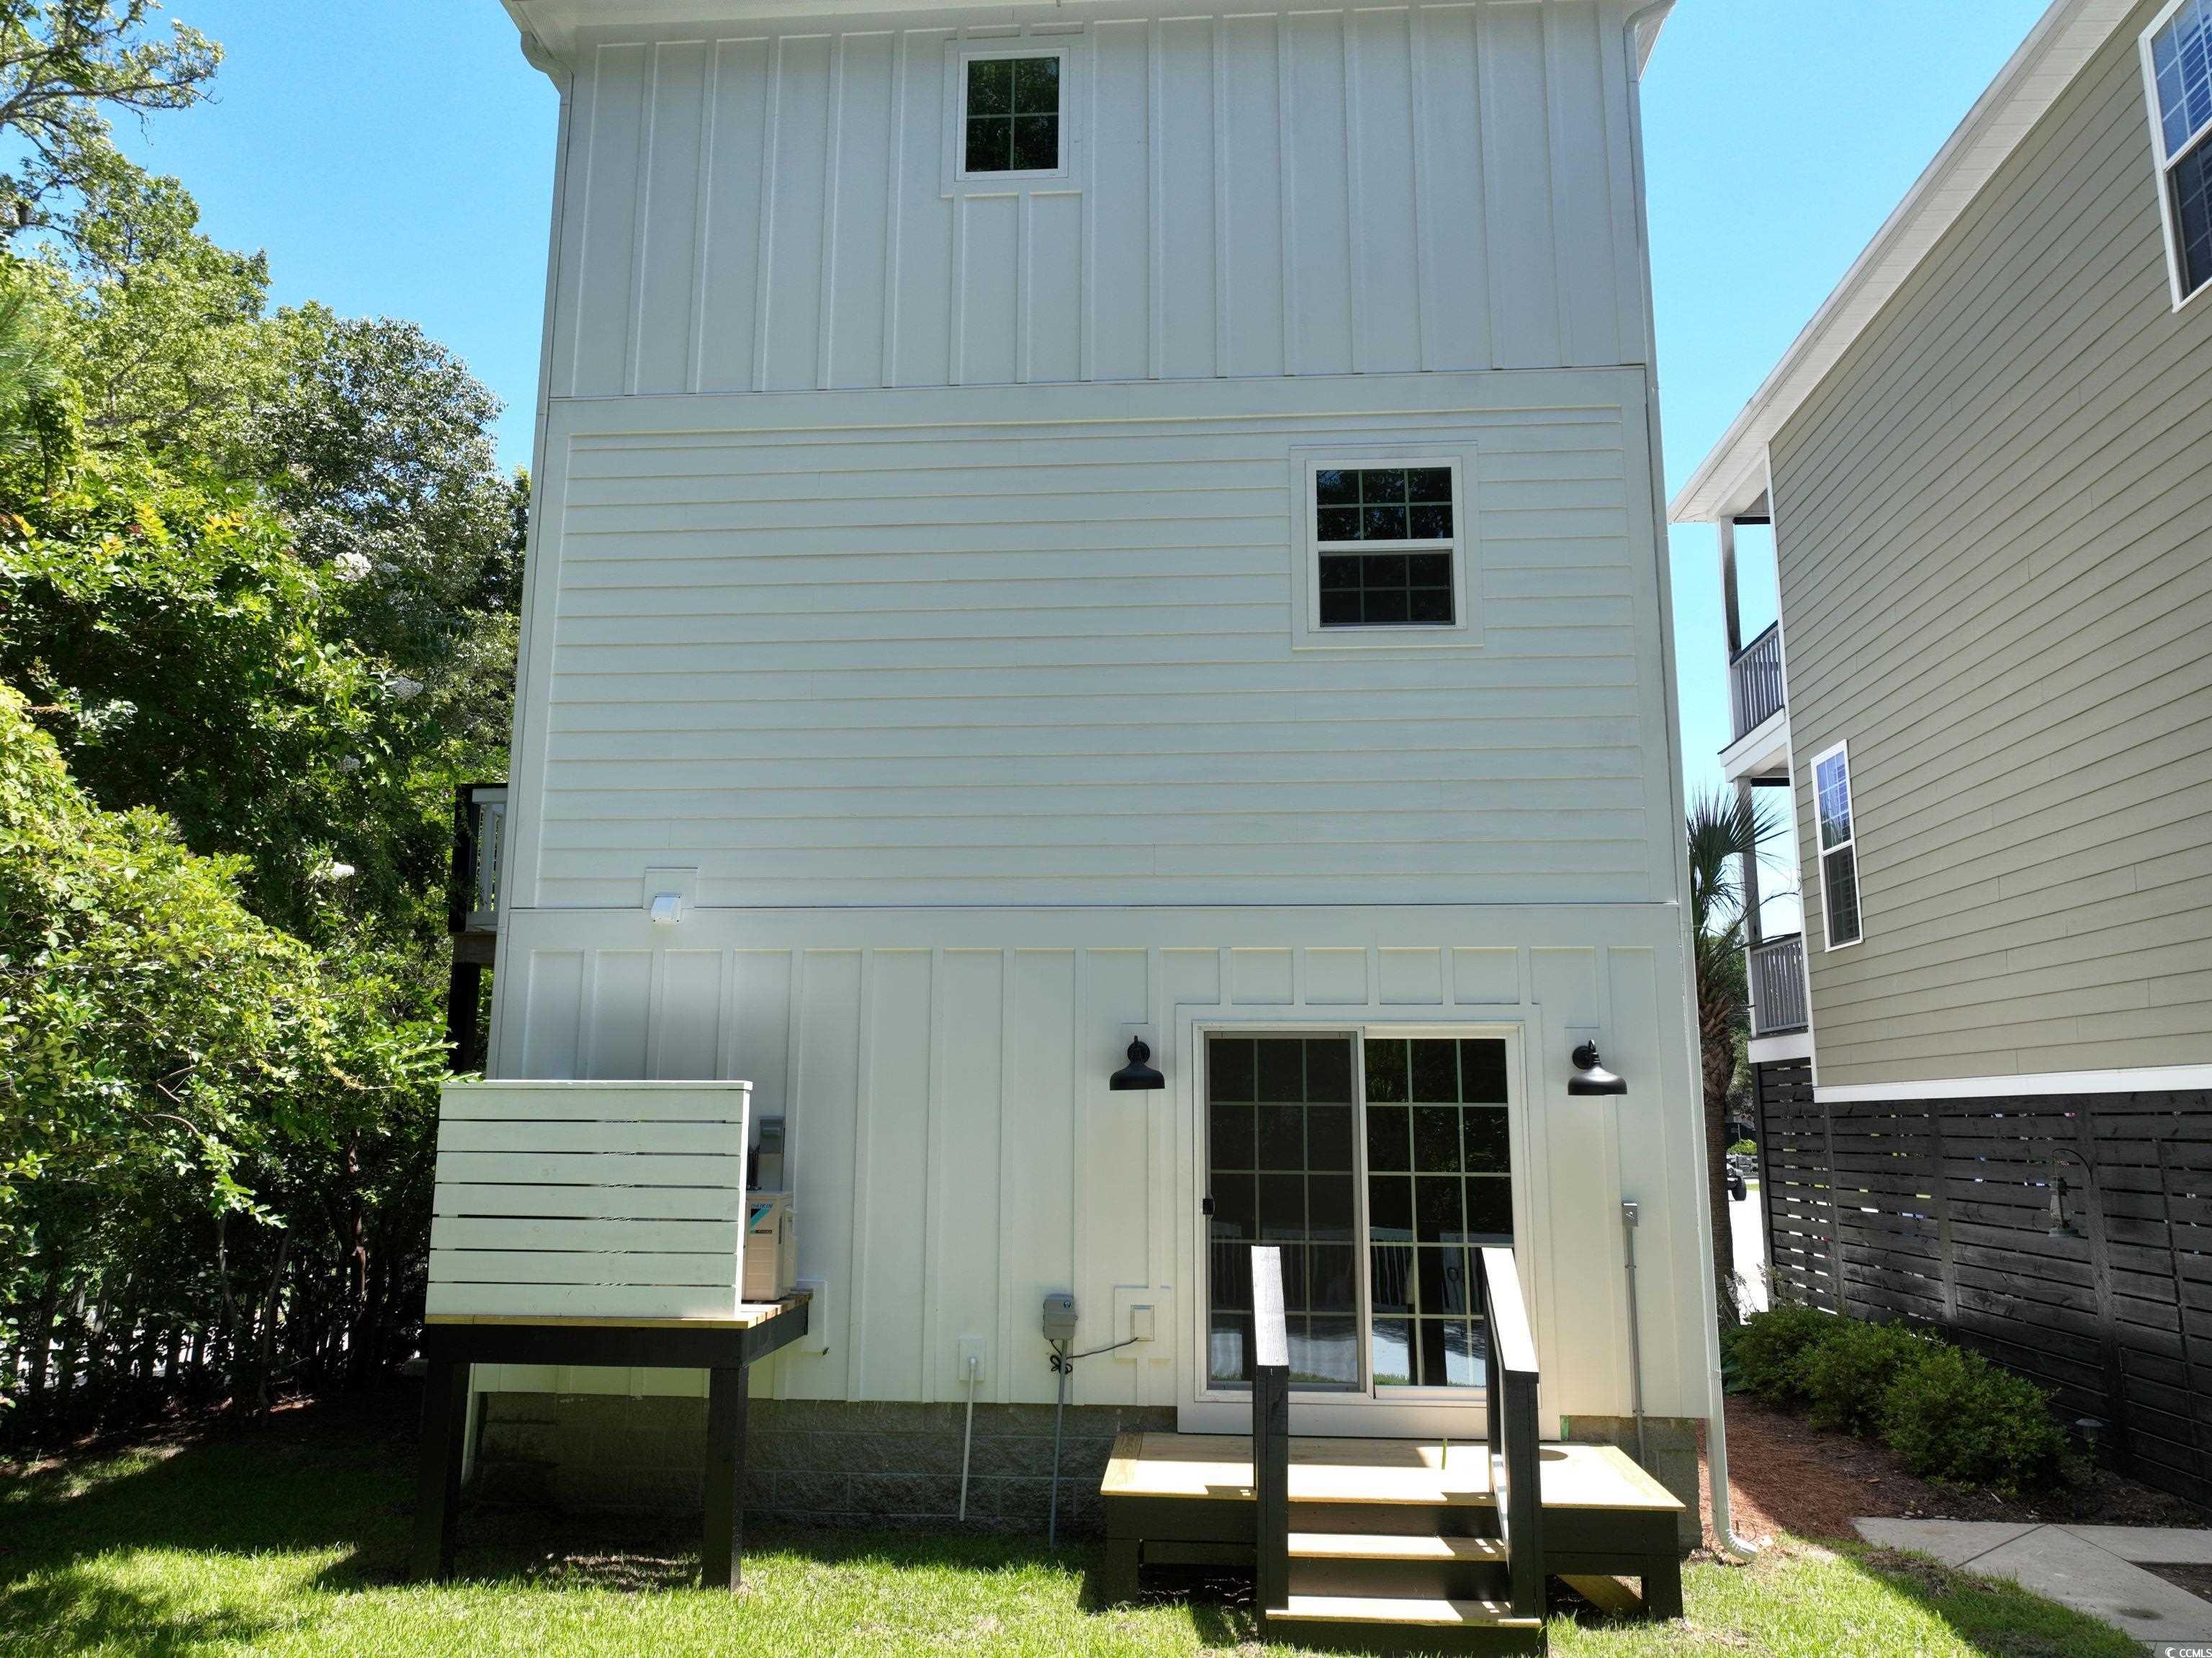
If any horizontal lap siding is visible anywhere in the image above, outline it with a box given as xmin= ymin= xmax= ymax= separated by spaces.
xmin=547 ymin=1 xmax=1647 ymax=397
xmin=1769 ymin=1 xmax=2212 ymax=1090
xmin=525 ymin=383 xmax=1660 ymax=909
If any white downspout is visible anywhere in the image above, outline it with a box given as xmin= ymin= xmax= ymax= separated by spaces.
xmin=1622 ymin=0 xmax=1757 ymax=1564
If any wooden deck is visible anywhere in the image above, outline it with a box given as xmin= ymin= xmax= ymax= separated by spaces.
xmin=1102 ymin=1431 xmax=1683 ymax=1512
xmin=1099 ymin=1430 xmax=1686 ymax=1641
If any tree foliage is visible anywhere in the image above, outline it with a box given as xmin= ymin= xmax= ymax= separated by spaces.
xmin=0 ymin=7 xmax=523 ymax=1430
xmin=1686 ymin=787 xmax=1776 ymax=1327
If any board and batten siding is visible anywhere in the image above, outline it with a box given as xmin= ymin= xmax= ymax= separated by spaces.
xmin=1769 ymin=0 xmax=2212 ymax=1092
xmin=473 ymin=902 xmax=1712 ymax=1430
xmin=544 ymin=0 xmax=1653 ymax=398
xmin=503 ymin=371 xmax=1674 ymax=912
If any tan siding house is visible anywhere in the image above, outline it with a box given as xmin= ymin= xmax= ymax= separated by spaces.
xmin=1674 ymin=0 xmax=2212 ymax=1102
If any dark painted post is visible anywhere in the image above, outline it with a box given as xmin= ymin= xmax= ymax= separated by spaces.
xmin=1926 ymin=1098 xmax=1959 ymax=1323
xmin=702 ymin=1363 xmax=750 ymax=1590
xmin=412 ymin=1351 xmax=469 ymax=1581
xmin=2072 ymin=1106 xmax=2131 ymax=1474
xmin=1249 ymin=1245 xmax=1290 ymax=1627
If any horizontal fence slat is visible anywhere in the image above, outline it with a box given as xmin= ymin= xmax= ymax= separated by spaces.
xmin=1751 ymin=1059 xmax=2212 ymax=1511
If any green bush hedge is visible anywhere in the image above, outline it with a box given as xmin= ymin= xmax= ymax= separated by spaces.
xmin=1802 ymin=1320 xmax=1930 ymax=1435
xmin=1880 ymin=1343 xmax=2070 ymax=1494
xmin=1727 ymin=1304 xmax=2072 ymax=1495
xmin=1726 ymin=1303 xmax=1841 ymax=1407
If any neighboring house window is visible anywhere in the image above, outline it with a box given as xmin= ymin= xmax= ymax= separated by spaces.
xmin=964 ymin=53 xmax=1061 ymax=174
xmin=1313 ymin=465 xmax=1458 ymax=627
xmin=1812 ymin=742 xmax=1863 ymax=949
xmin=2145 ymin=0 xmax=2212 ymax=301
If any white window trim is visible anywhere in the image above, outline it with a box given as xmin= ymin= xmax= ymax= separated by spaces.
xmin=1287 ymin=447 xmax=1481 ymax=653
xmin=1188 ymin=1021 xmax=1535 ymax=1416
xmin=2138 ymin=0 xmax=2212 ymax=312
xmin=943 ymin=36 xmax=1079 ymax=196
xmin=1809 ymin=739 xmax=1863 ymax=952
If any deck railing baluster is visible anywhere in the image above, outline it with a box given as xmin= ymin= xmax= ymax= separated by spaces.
xmin=1249 ymin=1245 xmax=1291 ymax=1629
xmin=1480 ymin=1246 xmax=1545 ymax=1619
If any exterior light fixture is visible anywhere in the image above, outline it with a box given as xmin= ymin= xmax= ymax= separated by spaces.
xmin=2048 ymin=1150 xmax=2090 ymax=1239
xmin=1568 ymin=1041 xmax=1627 ymax=1096
xmin=1109 ymin=1038 xmax=1164 ymax=1091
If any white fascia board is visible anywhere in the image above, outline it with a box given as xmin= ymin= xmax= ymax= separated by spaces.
xmin=1749 ymin=1031 xmax=1813 ymax=1066
xmin=1817 ymin=1065 xmax=2212 ymax=1103
xmin=1668 ymin=0 xmax=2135 ymax=525
xmin=1717 ymin=708 xmax=1790 ymax=785
xmin=504 ymin=0 xmax=1673 ymax=73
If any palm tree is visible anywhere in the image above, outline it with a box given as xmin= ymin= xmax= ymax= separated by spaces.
xmin=1686 ymin=787 xmax=1776 ymax=1325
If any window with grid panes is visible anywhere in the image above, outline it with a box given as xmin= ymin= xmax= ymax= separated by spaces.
xmin=2149 ymin=0 xmax=2212 ymax=299
xmin=1313 ymin=465 xmax=1457 ymax=627
xmin=1362 ymin=1037 xmax=1512 ymax=1389
xmin=964 ymin=55 xmax=1061 ymax=174
xmin=1203 ymin=1035 xmax=1359 ymax=1389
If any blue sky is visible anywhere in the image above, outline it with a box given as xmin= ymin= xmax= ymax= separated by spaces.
xmin=134 ymin=0 xmax=2046 ymax=817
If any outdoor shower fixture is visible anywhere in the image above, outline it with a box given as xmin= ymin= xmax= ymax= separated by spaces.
xmin=2048 ymin=1147 xmax=2092 ymax=1239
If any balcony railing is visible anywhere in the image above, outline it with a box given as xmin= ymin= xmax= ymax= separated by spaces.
xmin=1729 ymin=622 xmax=1786 ymax=742
xmin=449 ymin=783 xmax=507 ymax=936
xmin=1748 ymin=932 xmax=1808 ymax=1037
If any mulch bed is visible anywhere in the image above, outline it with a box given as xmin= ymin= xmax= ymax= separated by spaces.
xmin=1698 ymin=1394 xmax=2209 ymax=1547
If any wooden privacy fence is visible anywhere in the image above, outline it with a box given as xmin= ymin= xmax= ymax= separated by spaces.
xmin=1752 ymin=1059 xmax=2212 ymax=1509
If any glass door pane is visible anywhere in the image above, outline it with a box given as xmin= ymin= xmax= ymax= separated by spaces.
xmin=1205 ymin=1034 xmax=1359 ymax=1390
xmin=1362 ymin=1036 xmax=1513 ymax=1389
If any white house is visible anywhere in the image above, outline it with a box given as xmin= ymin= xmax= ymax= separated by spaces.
xmin=437 ymin=0 xmax=1718 ymax=1638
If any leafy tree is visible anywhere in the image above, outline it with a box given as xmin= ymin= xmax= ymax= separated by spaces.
xmin=1686 ymin=787 xmax=1774 ymax=1326
xmin=0 ymin=681 xmax=444 ymax=1413
xmin=0 ymin=1 xmax=220 ymax=255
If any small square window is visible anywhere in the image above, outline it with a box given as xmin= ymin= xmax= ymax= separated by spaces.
xmin=1312 ymin=464 xmax=1457 ymax=629
xmin=964 ymin=53 xmax=1061 ymax=175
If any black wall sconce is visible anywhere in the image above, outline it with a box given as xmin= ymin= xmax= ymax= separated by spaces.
xmin=1109 ymin=1037 xmax=1164 ymax=1091
xmin=2048 ymin=1147 xmax=2090 ymax=1239
xmin=1568 ymin=1041 xmax=1627 ymax=1096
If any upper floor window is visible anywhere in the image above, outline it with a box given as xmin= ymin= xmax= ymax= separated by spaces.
xmin=964 ymin=53 xmax=1061 ymax=176
xmin=1313 ymin=466 xmax=1458 ymax=627
xmin=1812 ymin=742 xmax=1863 ymax=949
xmin=2144 ymin=0 xmax=2212 ymax=302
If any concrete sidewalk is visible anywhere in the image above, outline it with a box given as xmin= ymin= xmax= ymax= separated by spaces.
xmin=1856 ymin=1517 xmax=2212 ymax=1649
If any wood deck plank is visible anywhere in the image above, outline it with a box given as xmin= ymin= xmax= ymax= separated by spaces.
xmin=1100 ymin=1431 xmax=1683 ymax=1514
xmin=1276 ymin=1593 xmax=1539 ymax=1628
xmin=423 ymin=1289 xmax=811 ymax=1332
xmin=1288 ymin=1532 xmax=1507 ymax=1562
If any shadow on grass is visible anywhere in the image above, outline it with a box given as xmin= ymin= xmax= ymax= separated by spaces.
xmin=1850 ymin=1543 xmax=2145 ymax=1658
xmin=0 ymin=1394 xmax=1264 ymax=1657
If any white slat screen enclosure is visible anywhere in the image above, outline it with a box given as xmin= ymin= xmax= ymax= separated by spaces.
xmin=428 ymin=1080 xmax=752 ymax=1320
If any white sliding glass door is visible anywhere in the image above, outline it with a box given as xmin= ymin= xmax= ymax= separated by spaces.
xmin=1202 ymin=1029 xmax=1516 ymax=1400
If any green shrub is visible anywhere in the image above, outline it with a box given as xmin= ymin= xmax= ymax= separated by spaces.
xmin=1801 ymin=1319 xmax=1933 ymax=1434
xmin=1879 ymin=1343 xmax=2069 ymax=1494
xmin=1728 ymin=1304 xmax=1845 ymax=1407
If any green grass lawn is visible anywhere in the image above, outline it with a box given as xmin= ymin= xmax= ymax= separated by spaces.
xmin=0 ymin=1396 xmax=2141 ymax=1658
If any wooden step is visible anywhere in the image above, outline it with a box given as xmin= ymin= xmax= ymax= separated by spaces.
xmin=1290 ymin=1532 xmax=1507 ymax=1564
xmin=1266 ymin=1593 xmax=1544 ymax=1656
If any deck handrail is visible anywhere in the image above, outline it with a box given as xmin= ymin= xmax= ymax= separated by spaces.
xmin=1748 ymin=931 xmax=1809 ymax=1037
xmin=1728 ymin=621 xmax=1785 ymax=741
xmin=1479 ymin=1245 xmax=1545 ymax=1618
xmin=1249 ymin=1245 xmax=1291 ymax=1626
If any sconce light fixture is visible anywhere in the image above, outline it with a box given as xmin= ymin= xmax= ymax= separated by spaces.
xmin=2048 ymin=1148 xmax=2090 ymax=1239
xmin=1568 ymin=1041 xmax=1627 ymax=1096
xmin=1109 ymin=1038 xmax=1165 ymax=1091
